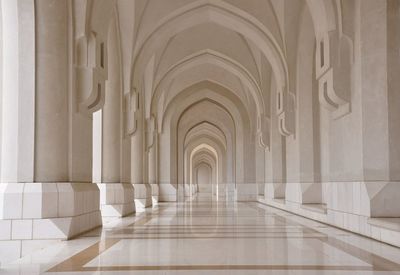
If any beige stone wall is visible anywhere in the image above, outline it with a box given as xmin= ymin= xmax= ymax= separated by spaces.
xmin=1 ymin=0 xmax=400 ymax=263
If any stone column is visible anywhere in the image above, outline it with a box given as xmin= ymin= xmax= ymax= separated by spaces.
xmin=148 ymin=132 xmax=159 ymax=203
xmin=358 ymin=0 xmax=400 ymax=217
xmin=0 ymin=0 xmax=101 ymax=262
xmin=131 ymin=103 xmax=152 ymax=210
xmin=0 ymin=0 xmax=34 ymax=183
xmin=96 ymin=16 xmax=135 ymax=217
xmin=255 ymin=139 xmax=265 ymax=197
xmin=266 ymin=80 xmax=286 ymax=200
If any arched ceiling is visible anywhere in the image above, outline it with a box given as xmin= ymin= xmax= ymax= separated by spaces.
xmin=114 ymin=0 xmax=340 ymax=144
xmin=131 ymin=0 xmax=290 ymax=115
xmin=101 ymin=0 xmax=342 ymax=195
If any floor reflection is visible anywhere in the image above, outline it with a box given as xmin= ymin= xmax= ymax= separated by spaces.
xmin=3 ymin=197 xmax=400 ymax=274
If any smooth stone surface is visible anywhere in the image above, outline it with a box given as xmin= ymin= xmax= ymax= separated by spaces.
xmin=2 ymin=197 xmax=400 ymax=274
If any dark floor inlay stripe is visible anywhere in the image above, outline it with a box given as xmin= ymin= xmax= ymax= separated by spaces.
xmin=51 ymin=264 xmax=379 ymax=272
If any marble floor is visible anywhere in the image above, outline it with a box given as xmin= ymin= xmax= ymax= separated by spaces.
xmin=2 ymin=197 xmax=400 ymax=274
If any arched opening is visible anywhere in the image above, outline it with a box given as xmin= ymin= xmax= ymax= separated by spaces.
xmin=189 ymin=144 xmax=219 ymax=201
xmin=194 ymin=162 xmax=213 ymax=200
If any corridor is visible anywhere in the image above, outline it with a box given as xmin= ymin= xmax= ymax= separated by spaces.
xmin=2 ymin=199 xmax=400 ymax=274
xmin=2 ymin=0 xmax=400 ymax=265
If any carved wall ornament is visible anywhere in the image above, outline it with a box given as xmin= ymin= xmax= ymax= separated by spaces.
xmin=146 ymin=115 xmax=156 ymax=150
xmin=257 ymin=115 xmax=270 ymax=149
xmin=276 ymin=88 xmax=296 ymax=137
xmin=76 ymin=31 xmax=108 ymax=115
xmin=316 ymin=31 xmax=353 ymax=119
xmin=124 ymin=88 xmax=139 ymax=136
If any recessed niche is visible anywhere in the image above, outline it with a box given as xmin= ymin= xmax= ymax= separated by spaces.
xmin=320 ymin=40 xmax=324 ymax=68
xmin=100 ymin=42 xmax=105 ymax=68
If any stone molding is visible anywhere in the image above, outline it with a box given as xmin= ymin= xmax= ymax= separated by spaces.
xmin=0 ymin=182 xmax=102 ymax=240
xmin=97 ymin=183 xmax=135 ymax=217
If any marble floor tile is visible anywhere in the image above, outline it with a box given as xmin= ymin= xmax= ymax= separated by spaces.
xmin=2 ymin=198 xmax=400 ymax=274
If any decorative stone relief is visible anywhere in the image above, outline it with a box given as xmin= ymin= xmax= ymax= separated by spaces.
xmin=146 ymin=115 xmax=156 ymax=150
xmin=316 ymin=31 xmax=353 ymax=119
xmin=257 ymin=115 xmax=270 ymax=149
xmin=276 ymin=88 xmax=295 ymax=137
xmin=76 ymin=32 xmax=108 ymax=115
xmin=124 ymin=88 xmax=139 ymax=136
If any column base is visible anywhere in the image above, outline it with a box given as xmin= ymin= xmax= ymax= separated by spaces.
xmin=151 ymin=183 xmax=159 ymax=205
xmin=285 ymin=182 xmax=323 ymax=204
xmin=159 ymin=182 xmax=177 ymax=202
xmin=265 ymin=182 xmax=286 ymax=200
xmin=134 ymin=183 xmax=152 ymax=211
xmin=0 ymin=182 xmax=102 ymax=263
xmin=259 ymin=181 xmax=400 ymax=248
xmin=236 ymin=183 xmax=258 ymax=201
xmin=97 ymin=183 xmax=135 ymax=217
xmin=224 ymin=182 xmax=236 ymax=201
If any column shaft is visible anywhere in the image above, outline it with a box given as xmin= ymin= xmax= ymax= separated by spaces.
xmin=97 ymin=16 xmax=135 ymax=217
xmin=0 ymin=1 xmax=101 ymax=248
xmin=131 ymin=107 xmax=152 ymax=209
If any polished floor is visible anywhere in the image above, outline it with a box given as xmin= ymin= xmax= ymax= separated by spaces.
xmin=2 ymin=197 xmax=400 ymax=274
